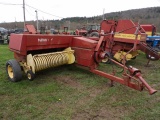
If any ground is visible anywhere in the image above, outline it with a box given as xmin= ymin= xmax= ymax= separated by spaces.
xmin=0 ymin=45 xmax=160 ymax=120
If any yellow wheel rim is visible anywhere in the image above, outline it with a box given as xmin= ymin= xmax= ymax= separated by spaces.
xmin=27 ymin=73 xmax=31 ymax=80
xmin=102 ymin=58 xmax=109 ymax=63
xmin=7 ymin=65 xmax=13 ymax=78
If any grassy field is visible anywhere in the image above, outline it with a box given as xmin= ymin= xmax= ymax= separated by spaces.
xmin=0 ymin=44 xmax=160 ymax=120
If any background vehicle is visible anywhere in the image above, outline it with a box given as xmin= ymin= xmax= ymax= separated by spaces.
xmin=75 ymin=24 xmax=100 ymax=37
xmin=0 ymin=27 xmax=8 ymax=44
xmin=0 ymin=27 xmax=8 ymax=35
xmin=50 ymin=28 xmax=59 ymax=34
xmin=14 ymin=28 xmax=24 ymax=34
xmin=87 ymin=24 xmax=100 ymax=37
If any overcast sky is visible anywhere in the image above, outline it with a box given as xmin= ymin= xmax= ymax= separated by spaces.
xmin=0 ymin=0 xmax=160 ymax=23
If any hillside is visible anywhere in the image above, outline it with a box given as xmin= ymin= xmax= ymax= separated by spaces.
xmin=0 ymin=7 xmax=160 ymax=32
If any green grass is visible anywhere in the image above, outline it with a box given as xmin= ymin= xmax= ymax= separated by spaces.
xmin=0 ymin=44 xmax=160 ymax=120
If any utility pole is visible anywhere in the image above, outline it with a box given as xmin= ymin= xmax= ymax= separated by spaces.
xmin=23 ymin=0 xmax=26 ymax=30
xmin=68 ymin=20 xmax=70 ymax=31
xmin=103 ymin=8 xmax=105 ymax=20
xmin=15 ymin=17 xmax=17 ymax=29
xmin=35 ymin=10 xmax=38 ymax=30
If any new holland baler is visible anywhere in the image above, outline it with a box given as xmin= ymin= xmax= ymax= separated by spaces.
xmin=6 ymin=22 xmax=157 ymax=95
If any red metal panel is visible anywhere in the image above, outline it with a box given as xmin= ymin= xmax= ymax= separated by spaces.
xmin=26 ymin=34 xmax=73 ymax=46
xmin=71 ymin=36 xmax=98 ymax=67
xmin=71 ymin=37 xmax=98 ymax=49
xmin=140 ymin=24 xmax=156 ymax=36
xmin=9 ymin=34 xmax=76 ymax=55
xmin=9 ymin=34 xmax=26 ymax=55
xmin=100 ymin=20 xmax=117 ymax=33
xmin=25 ymin=24 xmax=37 ymax=34
xmin=114 ymin=20 xmax=140 ymax=42
xmin=116 ymin=20 xmax=136 ymax=33
xmin=72 ymin=47 xmax=95 ymax=67
xmin=141 ymin=25 xmax=156 ymax=32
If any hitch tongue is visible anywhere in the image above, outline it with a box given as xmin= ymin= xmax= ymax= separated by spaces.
xmin=128 ymin=66 xmax=157 ymax=95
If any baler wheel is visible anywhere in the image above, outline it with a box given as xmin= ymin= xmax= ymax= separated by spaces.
xmin=102 ymin=57 xmax=110 ymax=63
xmin=6 ymin=59 xmax=22 ymax=82
xmin=27 ymin=70 xmax=35 ymax=81
xmin=102 ymin=52 xmax=112 ymax=64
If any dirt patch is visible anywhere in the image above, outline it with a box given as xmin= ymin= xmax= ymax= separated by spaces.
xmin=72 ymin=86 xmax=112 ymax=120
xmin=71 ymin=83 xmax=137 ymax=120
xmin=53 ymin=76 xmax=83 ymax=89
xmin=72 ymin=105 xmax=134 ymax=120
xmin=72 ymin=111 xmax=91 ymax=120
xmin=72 ymin=109 xmax=119 ymax=120
xmin=88 ymin=85 xmax=108 ymax=97
xmin=152 ymin=82 xmax=160 ymax=89
xmin=75 ymin=84 xmax=109 ymax=106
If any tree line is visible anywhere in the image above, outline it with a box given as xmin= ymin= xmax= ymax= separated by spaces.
xmin=0 ymin=7 xmax=160 ymax=32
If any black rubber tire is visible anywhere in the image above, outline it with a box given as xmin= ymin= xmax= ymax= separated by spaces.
xmin=6 ymin=59 xmax=22 ymax=82
xmin=90 ymin=32 xmax=99 ymax=37
xmin=102 ymin=52 xmax=112 ymax=64
xmin=27 ymin=70 xmax=35 ymax=81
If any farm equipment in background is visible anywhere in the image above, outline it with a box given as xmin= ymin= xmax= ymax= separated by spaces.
xmin=0 ymin=32 xmax=9 ymax=44
xmin=87 ymin=24 xmax=100 ymax=37
xmin=61 ymin=27 xmax=70 ymax=35
xmin=100 ymin=20 xmax=160 ymax=63
xmin=39 ymin=26 xmax=46 ymax=34
xmin=75 ymin=24 xmax=100 ymax=37
xmin=6 ymin=22 xmax=158 ymax=95
xmin=146 ymin=36 xmax=160 ymax=52
xmin=75 ymin=28 xmax=87 ymax=36
xmin=140 ymin=24 xmax=160 ymax=60
xmin=0 ymin=27 xmax=9 ymax=44
xmin=140 ymin=24 xmax=156 ymax=36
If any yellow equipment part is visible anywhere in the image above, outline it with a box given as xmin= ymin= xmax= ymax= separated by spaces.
xmin=102 ymin=57 xmax=109 ymax=63
xmin=27 ymin=47 xmax=75 ymax=73
xmin=114 ymin=51 xmax=138 ymax=62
